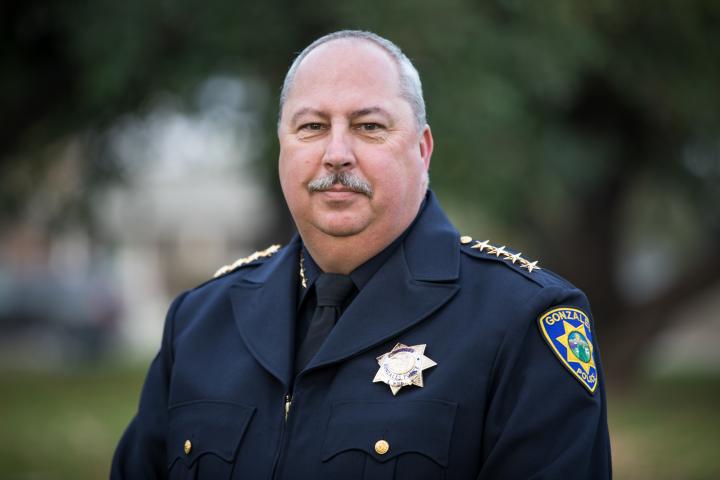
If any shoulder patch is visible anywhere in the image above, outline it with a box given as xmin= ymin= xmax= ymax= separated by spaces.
xmin=537 ymin=307 xmax=598 ymax=394
xmin=459 ymin=236 xmax=541 ymax=272
xmin=213 ymin=244 xmax=281 ymax=278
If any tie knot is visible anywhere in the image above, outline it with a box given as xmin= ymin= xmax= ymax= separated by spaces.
xmin=315 ymin=273 xmax=356 ymax=307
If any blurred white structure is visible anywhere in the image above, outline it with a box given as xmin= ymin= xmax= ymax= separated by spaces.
xmin=102 ymin=76 xmax=273 ymax=354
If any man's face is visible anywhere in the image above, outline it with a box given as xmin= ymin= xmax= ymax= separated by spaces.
xmin=278 ymin=39 xmax=433 ymax=244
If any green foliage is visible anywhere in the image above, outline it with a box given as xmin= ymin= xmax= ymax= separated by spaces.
xmin=3 ymin=0 xmax=720 ymax=372
xmin=4 ymin=0 xmax=719 ymax=225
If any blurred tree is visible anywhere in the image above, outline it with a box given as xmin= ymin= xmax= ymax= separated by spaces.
xmin=412 ymin=0 xmax=720 ymax=380
xmin=2 ymin=0 xmax=719 ymax=380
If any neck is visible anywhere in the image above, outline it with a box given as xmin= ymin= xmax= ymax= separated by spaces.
xmin=301 ymin=228 xmax=394 ymax=274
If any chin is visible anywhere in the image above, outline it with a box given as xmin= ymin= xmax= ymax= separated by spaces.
xmin=317 ymin=224 xmax=367 ymax=238
xmin=314 ymin=216 xmax=370 ymax=238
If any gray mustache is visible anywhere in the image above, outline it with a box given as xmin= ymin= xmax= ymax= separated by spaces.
xmin=307 ymin=171 xmax=374 ymax=198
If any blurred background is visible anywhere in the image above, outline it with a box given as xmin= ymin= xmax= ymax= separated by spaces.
xmin=1 ymin=0 xmax=719 ymax=478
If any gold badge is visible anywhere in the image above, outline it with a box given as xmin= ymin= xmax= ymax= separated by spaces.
xmin=373 ymin=343 xmax=437 ymax=395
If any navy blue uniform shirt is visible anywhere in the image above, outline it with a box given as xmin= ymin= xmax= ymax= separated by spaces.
xmin=112 ymin=191 xmax=612 ymax=479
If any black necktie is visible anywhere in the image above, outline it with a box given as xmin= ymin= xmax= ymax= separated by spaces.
xmin=295 ymin=273 xmax=356 ymax=373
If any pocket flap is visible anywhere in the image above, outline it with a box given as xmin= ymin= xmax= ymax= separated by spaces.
xmin=321 ymin=399 xmax=457 ymax=467
xmin=167 ymin=400 xmax=255 ymax=468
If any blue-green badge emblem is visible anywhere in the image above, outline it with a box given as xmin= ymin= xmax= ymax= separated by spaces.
xmin=538 ymin=307 xmax=598 ymax=393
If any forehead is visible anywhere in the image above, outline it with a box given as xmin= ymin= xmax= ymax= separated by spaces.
xmin=285 ymin=39 xmax=403 ymax=109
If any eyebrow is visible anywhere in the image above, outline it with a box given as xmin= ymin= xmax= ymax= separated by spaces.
xmin=289 ymin=106 xmax=393 ymax=126
xmin=349 ymin=107 xmax=392 ymax=121
xmin=290 ymin=108 xmax=328 ymax=126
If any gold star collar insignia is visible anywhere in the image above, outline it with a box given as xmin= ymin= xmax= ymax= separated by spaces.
xmin=461 ymin=236 xmax=541 ymax=273
xmin=373 ymin=343 xmax=437 ymax=395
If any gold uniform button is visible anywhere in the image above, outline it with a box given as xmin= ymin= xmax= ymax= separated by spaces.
xmin=460 ymin=235 xmax=473 ymax=245
xmin=374 ymin=439 xmax=390 ymax=455
xmin=184 ymin=439 xmax=192 ymax=455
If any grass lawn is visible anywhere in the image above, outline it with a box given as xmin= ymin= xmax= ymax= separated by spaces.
xmin=1 ymin=363 xmax=718 ymax=479
xmin=609 ymin=376 xmax=720 ymax=479
xmin=0 ymin=362 xmax=147 ymax=480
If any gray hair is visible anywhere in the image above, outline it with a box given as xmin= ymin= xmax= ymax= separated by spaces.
xmin=279 ymin=30 xmax=427 ymax=131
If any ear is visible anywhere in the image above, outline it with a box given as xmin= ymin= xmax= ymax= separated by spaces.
xmin=418 ymin=125 xmax=434 ymax=171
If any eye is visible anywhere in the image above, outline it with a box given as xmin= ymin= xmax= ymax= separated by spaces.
xmin=356 ymin=123 xmax=384 ymax=132
xmin=299 ymin=122 xmax=325 ymax=131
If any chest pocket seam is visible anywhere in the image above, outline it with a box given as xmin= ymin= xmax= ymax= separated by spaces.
xmin=166 ymin=400 xmax=256 ymax=469
xmin=321 ymin=399 xmax=457 ymax=467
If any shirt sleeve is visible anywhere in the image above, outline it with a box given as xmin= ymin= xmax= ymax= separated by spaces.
xmin=477 ymin=285 xmax=612 ymax=479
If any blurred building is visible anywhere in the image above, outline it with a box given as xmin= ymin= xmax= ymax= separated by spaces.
xmin=0 ymin=76 xmax=273 ymax=364
xmin=102 ymin=76 xmax=274 ymax=354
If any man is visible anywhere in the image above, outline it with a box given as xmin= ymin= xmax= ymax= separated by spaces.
xmin=112 ymin=30 xmax=611 ymax=479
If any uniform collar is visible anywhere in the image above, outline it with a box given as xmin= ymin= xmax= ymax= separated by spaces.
xmin=229 ymin=190 xmax=460 ymax=386
xmin=401 ymin=190 xmax=460 ymax=282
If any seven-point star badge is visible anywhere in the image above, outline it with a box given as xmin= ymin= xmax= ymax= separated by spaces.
xmin=373 ymin=343 xmax=437 ymax=395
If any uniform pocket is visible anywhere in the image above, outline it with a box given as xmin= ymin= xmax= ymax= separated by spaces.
xmin=166 ymin=400 xmax=255 ymax=480
xmin=321 ymin=399 xmax=457 ymax=480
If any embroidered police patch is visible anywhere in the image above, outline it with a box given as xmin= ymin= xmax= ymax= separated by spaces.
xmin=538 ymin=307 xmax=598 ymax=394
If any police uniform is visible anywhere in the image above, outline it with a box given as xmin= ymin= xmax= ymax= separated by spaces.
xmin=112 ymin=191 xmax=611 ymax=479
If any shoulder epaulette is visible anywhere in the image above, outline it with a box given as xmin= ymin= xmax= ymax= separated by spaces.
xmin=459 ymin=235 xmax=541 ymax=273
xmin=213 ymin=244 xmax=281 ymax=278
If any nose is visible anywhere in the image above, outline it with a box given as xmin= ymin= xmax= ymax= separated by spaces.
xmin=322 ymin=128 xmax=355 ymax=171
